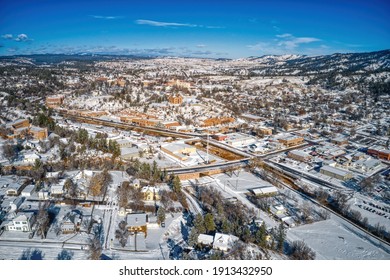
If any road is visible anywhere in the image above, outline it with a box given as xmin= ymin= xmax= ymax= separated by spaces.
xmin=267 ymin=160 xmax=346 ymax=191
xmin=182 ymin=189 xmax=203 ymax=215
xmin=166 ymin=158 xmax=249 ymax=174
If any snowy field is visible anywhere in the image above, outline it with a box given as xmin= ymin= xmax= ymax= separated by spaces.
xmin=288 ymin=219 xmax=390 ymax=260
xmin=213 ymin=171 xmax=275 ymax=193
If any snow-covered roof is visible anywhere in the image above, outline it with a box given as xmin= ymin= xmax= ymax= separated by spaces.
xmin=198 ymin=234 xmax=214 ymax=245
xmin=13 ymin=212 xmax=34 ymax=222
xmin=126 ymin=213 xmax=147 ymax=226
xmin=213 ymin=233 xmax=239 ymax=251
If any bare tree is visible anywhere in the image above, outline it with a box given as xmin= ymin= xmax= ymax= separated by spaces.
xmin=160 ymin=190 xmax=173 ymax=210
xmin=301 ymin=202 xmax=313 ymax=222
xmin=117 ymin=181 xmax=130 ymax=208
xmin=115 ymin=221 xmax=129 ymax=248
xmin=36 ymin=202 xmax=50 ymax=239
xmin=2 ymin=142 xmax=17 ymax=162
xmin=87 ymin=235 xmax=102 ymax=260
xmin=289 ymin=240 xmax=316 ymax=260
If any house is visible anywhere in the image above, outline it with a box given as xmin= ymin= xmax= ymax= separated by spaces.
xmin=3 ymin=212 xmax=35 ymax=232
xmin=197 ymin=233 xmax=214 ymax=246
xmin=46 ymin=172 xmax=60 ymax=180
xmin=126 ymin=213 xmax=148 ymax=237
xmin=61 ymin=211 xmax=82 ymax=234
xmin=281 ymin=216 xmax=296 ymax=227
xmin=1 ymin=197 xmax=24 ymax=213
xmin=168 ymin=94 xmax=183 ymax=105
xmin=213 ymin=233 xmax=239 ymax=251
xmin=141 ymin=186 xmax=160 ymax=201
xmin=29 ymin=126 xmax=48 ymax=140
xmin=270 ymin=204 xmax=286 ymax=216
xmin=21 ymin=185 xmax=36 ymax=197
xmin=24 ymin=152 xmax=41 ymax=164
xmin=50 ymin=184 xmax=64 ymax=197
xmin=5 ymin=182 xmax=24 ymax=196
xmin=132 ymin=179 xmax=141 ymax=189
xmin=38 ymin=190 xmax=49 ymax=200
xmin=6 ymin=119 xmax=30 ymax=131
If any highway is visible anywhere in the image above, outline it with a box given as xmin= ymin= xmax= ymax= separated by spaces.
xmin=266 ymin=160 xmax=345 ymax=191
xmin=165 ymin=158 xmax=249 ymax=174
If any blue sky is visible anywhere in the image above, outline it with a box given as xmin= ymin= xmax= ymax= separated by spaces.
xmin=0 ymin=0 xmax=389 ymax=58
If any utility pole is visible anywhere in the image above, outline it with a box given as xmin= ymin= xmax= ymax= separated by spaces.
xmin=206 ymin=131 xmax=209 ymax=164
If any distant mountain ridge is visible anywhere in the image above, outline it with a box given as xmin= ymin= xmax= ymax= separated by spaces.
xmin=0 ymin=49 xmax=389 ymax=91
xmin=241 ymin=49 xmax=390 ymax=73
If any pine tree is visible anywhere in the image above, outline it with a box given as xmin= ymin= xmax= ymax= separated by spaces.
xmin=193 ymin=214 xmax=206 ymax=234
xmin=276 ymin=223 xmax=286 ymax=253
xmin=204 ymin=213 xmax=216 ymax=233
xmin=157 ymin=207 xmax=166 ymax=225
xmin=172 ymin=176 xmax=182 ymax=193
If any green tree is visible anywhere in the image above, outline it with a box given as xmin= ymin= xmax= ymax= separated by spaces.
xmin=172 ymin=176 xmax=182 ymax=193
xmin=275 ymin=223 xmax=286 ymax=253
xmin=204 ymin=213 xmax=216 ymax=233
xmin=255 ymin=223 xmax=267 ymax=248
xmin=157 ymin=207 xmax=166 ymax=225
xmin=193 ymin=214 xmax=206 ymax=234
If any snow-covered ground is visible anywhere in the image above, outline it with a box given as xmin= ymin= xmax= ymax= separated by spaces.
xmin=288 ymin=219 xmax=390 ymax=260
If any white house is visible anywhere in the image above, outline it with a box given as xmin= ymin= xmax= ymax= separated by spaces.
xmin=21 ymin=185 xmax=36 ymax=197
xmin=198 ymin=233 xmax=214 ymax=246
xmin=50 ymin=184 xmax=64 ymax=196
xmin=4 ymin=213 xmax=35 ymax=232
xmin=50 ymin=180 xmax=65 ymax=196
xmin=24 ymin=152 xmax=41 ymax=164
xmin=5 ymin=182 xmax=24 ymax=196
xmin=1 ymin=197 xmax=24 ymax=213
xmin=38 ymin=190 xmax=49 ymax=200
xmin=61 ymin=211 xmax=82 ymax=234
xmin=270 ymin=204 xmax=286 ymax=216
xmin=213 ymin=233 xmax=239 ymax=251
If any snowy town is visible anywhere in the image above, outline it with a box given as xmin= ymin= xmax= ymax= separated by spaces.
xmin=0 ymin=51 xmax=389 ymax=260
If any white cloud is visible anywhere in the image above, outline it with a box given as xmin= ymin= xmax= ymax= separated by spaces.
xmin=278 ymin=36 xmax=321 ymax=50
xmin=2 ymin=34 xmax=32 ymax=42
xmin=135 ymin=19 xmax=197 ymax=27
xmin=14 ymin=34 xmax=30 ymax=42
xmin=135 ymin=19 xmax=222 ymax=29
xmin=90 ymin=15 xmax=123 ymax=20
xmin=196 ymin=44 xmax=206 ymax=48
xmin=276 ymin=33 xmax=292 ymax=38
xmin=248 ymin=33 xmax=322 ymax=54
xmin=1 ymin=34 xmax=13 ymax=39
